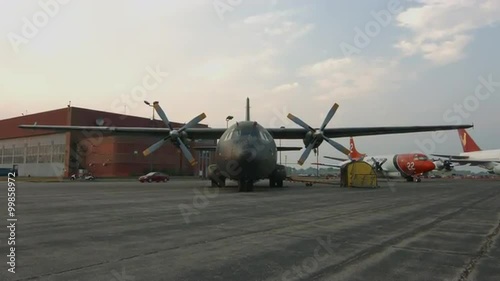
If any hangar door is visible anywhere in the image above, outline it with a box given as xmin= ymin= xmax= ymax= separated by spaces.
xmin=340 ymin=161 xmax=378 ymax=188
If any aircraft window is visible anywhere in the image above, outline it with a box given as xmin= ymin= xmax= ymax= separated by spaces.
xmin=259 ymin=131 xmax=269 ymax=141
xmin=239 ymin=127 xmax=259 ymax=137
xmin=232 ymin=129 xmax=241 ymax=139
xmin=264 ymin=130 xmax=272 ymax=140
xmin=414 ymin=155 xmax=428 ymax=161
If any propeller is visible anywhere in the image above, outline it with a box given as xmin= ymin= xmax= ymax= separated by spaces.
xmin=288 ymin=103 xmax=351 ymax=165
xmin=442 ymin=159 xmax=454 ymax=171
xmin=142 ymin=101 xmax=206 ymax=166
xmin=432 ymin=158 xmax=454 ymax=171
xmin=371 ymin=157 xmax=387 ymax=172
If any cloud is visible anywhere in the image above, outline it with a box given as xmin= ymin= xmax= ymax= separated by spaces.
xmin=189 ymin=48 xmax=278 ymax=81
xmin=238 ymin=9 xmax=314 ymax=44
xmin=395 ymin=0 xmax=500 ymax=64
xmin=299 ymin=57 xmax=403 ymax=100
xmin=271 ymin=82 xmax=299 ymax=93
xmin=243 ymin=10 xmax=297 ymax=25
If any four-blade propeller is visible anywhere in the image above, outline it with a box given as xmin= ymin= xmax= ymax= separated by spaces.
xmin=432 ymin=158 xmax=454 ymax=171
xmin=371 ymin=157 xmax=387 ymax=171
xmin=288 ymin=103 xmax=351 ymax=165
xmin=142 ymin=101 xmax=206 ymax=166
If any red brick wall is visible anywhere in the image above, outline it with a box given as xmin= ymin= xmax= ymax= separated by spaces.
xmin=1 ymin=106 xmax=216 ymax=177
xmin=78 ymin=135 xmax=214 ymax=177
xmin=0 ymin=108 xmax=69 ymax=140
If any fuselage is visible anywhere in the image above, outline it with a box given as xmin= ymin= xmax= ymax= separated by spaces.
xmin=215 ymin=121 xmax=277 ymax=181
xmin=459 ymin=149 xmax=500 ymax=170
xmin=342 ymin=153 xmax=436 ymax=179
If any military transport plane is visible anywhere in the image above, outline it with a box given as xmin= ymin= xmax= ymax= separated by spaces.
xmin=19 ymin=98 xmax=472 ymax=192
xmin=432 ymin=129 xmax=500 ymax=175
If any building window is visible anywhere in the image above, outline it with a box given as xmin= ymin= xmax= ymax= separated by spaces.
xmin=26 ymin=146 xmax=38 ymax=163
xmin=13 ymin=145 xmax=25 ymax=164
xmin=38 ymin=155 xmax=51 ymax=163
xmin=52 ymin=154 xmax=65 ymax=163
xmin=53 ymin=144 xmax=65 ymax=154
xmin=36 ymin=144 xmax=53 ymax=163
xmin=2 ymin=148 xmax=13 ymax=164
xmin=13 ymin=156 xmax=24 ymax=164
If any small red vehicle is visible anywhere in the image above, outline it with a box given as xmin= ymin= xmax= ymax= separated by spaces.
xmin=139 ymin=172 xmax=170 ymax=183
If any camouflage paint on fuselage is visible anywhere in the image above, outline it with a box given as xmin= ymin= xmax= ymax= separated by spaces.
xmin=216 ymin=121 xmax=277 ymax=182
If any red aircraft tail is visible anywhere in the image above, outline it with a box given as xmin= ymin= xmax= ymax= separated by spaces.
xmin=458 ymin=129 xmax=481 ymax=152
xmin=349 ymin=137 xmax=366 ymax=160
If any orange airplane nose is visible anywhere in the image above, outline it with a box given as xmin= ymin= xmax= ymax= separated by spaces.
xmin=421 ymin=161 xmax=436 ymax=172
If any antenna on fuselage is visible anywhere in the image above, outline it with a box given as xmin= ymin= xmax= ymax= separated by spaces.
xmin=245 ymin=97 xmax=250 ymax=121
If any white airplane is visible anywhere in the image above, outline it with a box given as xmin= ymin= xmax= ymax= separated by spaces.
xmin=433 ymin=129 xmax=500 ymax=175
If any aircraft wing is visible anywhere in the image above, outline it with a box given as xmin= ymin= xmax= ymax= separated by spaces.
xmin=18 ymin=125 xmax=227 ymax=139
xmin=446 ymin=159 xmax=499 ymax=165
xmin=192 ymin=146 xmax=217 ymax=151
xmin=432 ymin=154 xmax=470 ymax=160
xmin=324 ymin=156 xmax=349 ymax=162
xmin=277 ymin=147 xmax=303 ymax=151
xmin=19 ymin=124 xmax=472 ymax=140
xmin=432 ymin=155 xmax=499 ymax=168
xmin=311 ymin=162 xmax=342 ymax=168
xmin=267 ymin=124 xmax=473 ymax=139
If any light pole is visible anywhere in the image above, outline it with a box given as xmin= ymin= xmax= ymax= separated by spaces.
xmin=225 ymin=115 xmax=234 ymax=128
xmin=143 ymin=100 xmax=158 ymax=121
xmin=144 ymin=100 xmax=158 ymax=172
xmin=279 ymin=126 xmax=285 ymax=164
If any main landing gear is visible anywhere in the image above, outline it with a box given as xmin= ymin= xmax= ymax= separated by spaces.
xmin=269 ymin=177 xmax=283 ymax=187
xmin=238 ymin=179 xmax=254 ymax=192
xmin=406 ymin=176 xmax=422 ymax=183
xmin=210 ymin=178 xmax=225 ymax=187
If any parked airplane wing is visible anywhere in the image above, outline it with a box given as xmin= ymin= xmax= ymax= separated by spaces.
xmin=311 ymin=162 xmax=342 ymax=168
xmin=448 ymin=159 xmax=500 ymax=165
xmin=277 ymin=147 xmax=303 ymax=151
xmin=324 ymin=156 xmax=349 ymax=162
xmin=18 ymin=125 xmax=227 ymax=139
xmin=432 ymin=154 xmax=470 ymax=160
xmin=20 ymin=124 xmax=473 ymax=140
xmin=267 ymin=125 xmax=473 ymax=139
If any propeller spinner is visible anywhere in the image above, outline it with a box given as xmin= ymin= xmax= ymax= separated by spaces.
xmin=142 ymin=101 xmax=206 ymax=166
xmin=288 ymin=103 xmax=351 ymax=165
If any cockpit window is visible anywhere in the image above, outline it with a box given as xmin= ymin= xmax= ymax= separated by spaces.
xmin=263 ymin=130 xmax=272 ymax=141
xmin=223 ymin=125 xmax=272 ymax=141
xmin=414 ymin=155 xmax=428 ymax=161
xmin=241 ymin=127 xmax=259 ymax=137
xmin=259 ymin=131 xmax=269 ymax=141
xmin=231 ymin=129 xmax=241 ymax=140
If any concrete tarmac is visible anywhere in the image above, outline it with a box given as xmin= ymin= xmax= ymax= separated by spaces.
xmin=0 ymin=179 xmax=499 ymax=281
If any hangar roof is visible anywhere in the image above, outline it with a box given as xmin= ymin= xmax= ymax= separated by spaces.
xmin=0 ymin=106 xmax=208 ymax=140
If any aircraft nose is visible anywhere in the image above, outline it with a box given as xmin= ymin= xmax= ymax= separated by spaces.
xmin=423 ymin=161 xmax=436 ymax=172
xmin=236 ymin=149 xmax=257 ymax=164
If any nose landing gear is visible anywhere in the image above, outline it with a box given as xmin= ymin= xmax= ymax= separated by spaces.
xmin=238 ymin=179 xmax=254 ymax=192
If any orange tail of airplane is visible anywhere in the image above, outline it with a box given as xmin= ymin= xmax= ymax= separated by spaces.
xmin=349 ymin=137 xmax=366 ymax=160
xmin=458 ymin=129 xmax=481 ymax=152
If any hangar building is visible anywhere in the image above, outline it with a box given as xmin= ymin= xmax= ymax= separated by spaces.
xmin=0 ymin=106 xmax=216 ymax=178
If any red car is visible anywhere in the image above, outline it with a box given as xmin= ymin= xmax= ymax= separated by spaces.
xmin=139 ymin=172 xmax=170 ymax=183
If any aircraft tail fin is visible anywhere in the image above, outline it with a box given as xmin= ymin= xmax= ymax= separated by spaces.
xmin=458 ymin=129 xmax=481 ymax=152
xmin=349 ymin=137 xmax=366 ymax=160
xmin=245 ymin=97 xmax=250 ymax=121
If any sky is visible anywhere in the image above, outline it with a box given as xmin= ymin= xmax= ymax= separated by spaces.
xmin=1 ymin=0 xmax=499 ymax=168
